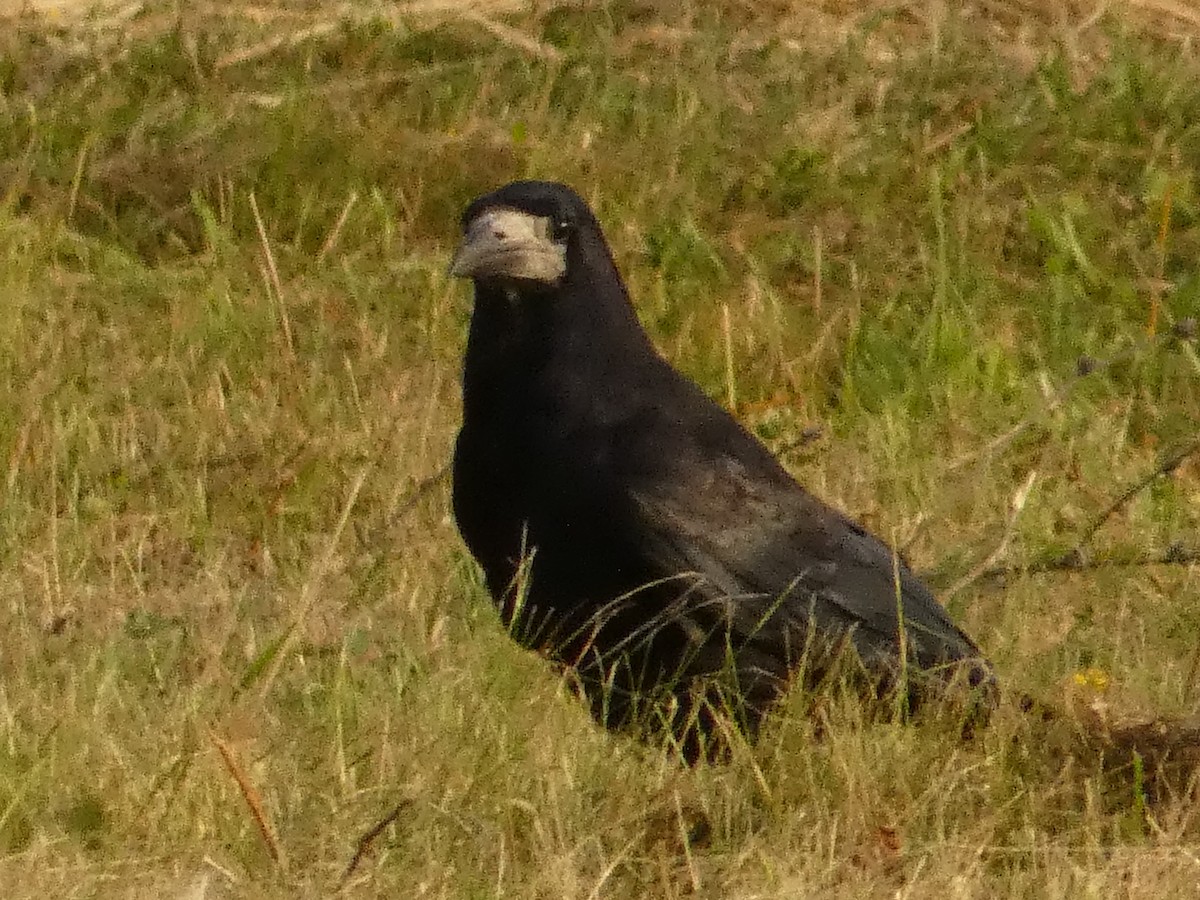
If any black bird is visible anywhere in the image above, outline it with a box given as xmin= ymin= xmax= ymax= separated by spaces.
xmin=449 ymin=180 xmax=995 ymax=758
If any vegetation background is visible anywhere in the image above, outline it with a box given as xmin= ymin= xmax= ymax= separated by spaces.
xmin=1 ymin=0 xmax=1199 ymax=896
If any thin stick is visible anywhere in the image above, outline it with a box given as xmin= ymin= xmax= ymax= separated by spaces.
xmin=722 ymin=303 xmax=736 ymax=412
xmin=935 ymin=329 xmax=1199 ymax=591
xmin=249 ymin=192 xmax=296 ymax=362
xmin=972 ymin=545 xmax=1200 ymax=584
xmin=461 ymin=12 xmax=562 ymax=61
xmin=941 ymin=469 xmax=1038 ymax=601
xmin=216 ymin=22 xmax=339 ymax=70
xmin=338 ymin=801 xmax=409 ymax=890
xmin=257 ymin=469 xmax=367 ymax=701
xmin=945 ymin=434 xmax=1200 ymax=589
xmin=1056 ymin=432 xmax=1200 ymax=568
xmin=1181 ymin=639 xmax=1200 ymax=710
xmin=317 ymin=190 xmax=359 ymax=263
xmin=1149 ymin=183 xmax=1172 ymax=338
xmin=812 ymin=226 xmax=822 ymax=315
xmin=1 ymin=106 xmax=38 ymax=213
xmin=209 ymin=732 xmax=285 ymax=869
xmin=389 ymin=462 xmax=451 ymax=526
xmin=585 ymin=837 xmax=640 ymax=900
xmin=944 ymin=326 xmax=1191 ymax=475
xmin=66 ymin=137 xmax=90 ymax=223
xmin=673 ymin=790 xmax=701 ymax=893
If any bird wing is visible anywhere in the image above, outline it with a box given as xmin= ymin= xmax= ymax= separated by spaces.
xmin=618 ymin=413 xmax=983 ymax=674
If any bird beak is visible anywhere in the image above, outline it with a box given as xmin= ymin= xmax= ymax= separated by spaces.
xmin=449 ymin=208 xmax=567 ymax=285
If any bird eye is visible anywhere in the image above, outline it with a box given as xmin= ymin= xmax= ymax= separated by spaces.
xmin=551 ymin=218 xmax=573 ymax=241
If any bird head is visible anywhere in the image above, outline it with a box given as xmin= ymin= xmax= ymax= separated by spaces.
xmin=449 ymin=181 xmax=598 ymax=288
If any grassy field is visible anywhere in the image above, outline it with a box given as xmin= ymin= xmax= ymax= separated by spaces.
xmin=1 ymin=0 xmax=1199 ymax=896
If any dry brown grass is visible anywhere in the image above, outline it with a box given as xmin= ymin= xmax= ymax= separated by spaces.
xmin=6 ymin=0 xmax=1200 ymax=43
xmin=1 ymin=0 xmax=1199 ymax=896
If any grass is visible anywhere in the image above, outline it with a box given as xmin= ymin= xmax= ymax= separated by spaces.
xmin=0 ymin=0 xmax=1199 ymax=895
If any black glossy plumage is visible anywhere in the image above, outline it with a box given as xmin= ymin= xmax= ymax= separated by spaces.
xmin=451 ymin=181 xmax=995 ymax=757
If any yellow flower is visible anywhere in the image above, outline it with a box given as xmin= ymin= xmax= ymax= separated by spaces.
xmin=1071 ymin=667 xmax=1111 ymax=692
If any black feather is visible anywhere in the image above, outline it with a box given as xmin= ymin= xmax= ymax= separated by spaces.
xmin=452 ymin=180 xmax=996 ymax=759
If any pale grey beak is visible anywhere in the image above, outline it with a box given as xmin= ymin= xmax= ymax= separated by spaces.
xmin=449 ymin=208 xmax=567 ymax=285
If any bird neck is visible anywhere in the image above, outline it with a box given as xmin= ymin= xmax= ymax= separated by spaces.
xmin=462 ymin=254 xmax=656 ymax=416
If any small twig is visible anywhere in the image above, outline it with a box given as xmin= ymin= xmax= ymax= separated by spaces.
xmin=673 ymin=790 xmax=702 ymax=894
xmin=976 ymin=544 xmax=1200 ymax=583
xmin=1183 ymin=640 xmax=1200 ymax=710
xmin=721 ymin=303 xmax=736 ymax=412
xmin=935 ymin=434 xmax=1200 ymax=590
xmin=66 ymin=136 xmax=91 ymax=223
xmin=216 ymin=21 xmax=340 ymax=70
xmin=461 ymin=12 xmax=563 ymax=61
xmin=250 ymin=192 xmax=296 ymax=363
xmin=349 ymin=411 xmax=452 ymax=551
xmin=318 ymin=190 xmax=359 ymax=263
xmin=338 ymin=801 xmax=410 ymax=891
xmin=811 ymin=226 xmax=823 ymax=315
xmin=775 ymin=424 xmax=825 ymax=457
xmin=933 ymin=327 xmax=1199 ymax=589
xmin=941 ymin=469 xmax=1038 ymax=602
xmin=361 ymin=462 xmax=451 ymax=541
xmin=1149 ymin=183 xmax=1172 ymax=338
xmin=209 ymin=732 xmax=285 ymax=870
xmin=944 ymin=326 xmax=1191 ymax=475
xmin=923 ymin=121 xmax=974 ymax=156
xmin=1054 ymin=432 xmax=1200 ymax=568
xmin=389 ymin=462 xmax=452 ymax=525
xmin=257 ymin=468 xmax=367 ymax=700
xmin=585 ymin=836 xmax=641 ymax=900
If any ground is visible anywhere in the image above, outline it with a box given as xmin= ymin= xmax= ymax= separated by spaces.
xmin=0 ymin=1 xmax=1199 ymax=897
